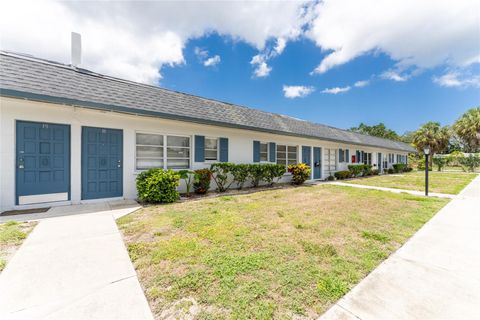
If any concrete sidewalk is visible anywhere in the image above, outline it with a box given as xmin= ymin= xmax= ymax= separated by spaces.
xmin=321 ymin=175 xmax=480 ymax=319
xmin=0 ymin=201 xmax=153 ymax=319
xmin=329 ymin=181 xmax=457 ymax=199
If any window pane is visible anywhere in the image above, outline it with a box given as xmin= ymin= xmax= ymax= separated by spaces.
xmin=167 ymin=136 xmax=190 ymax=147
xmin=136 ymin=146 xmax=163 ymax=158
xmin=136 ymin=159 xmax=163 ymax=170
xmin=288 ymin=159 xmax=297 ymax=165
xmin=260 ymin=143 xmax=268 ymax=153
xmin=277 ymin=152 xmax=286 ymax=159
xmin=167 ymin=159 xmax=189 ymax=169
xmin=167 ymin=147 xmax=190 ymax=158
xmin=288 ymin=146 xmax=297 ymax=153
xmin=277 ymin=145 xmax=286 ymax=152
xmin=205 ymin=149 xmax=217 ymax=160
xmin=277 ymin=159 xmax=286 ymax=166
xmin=136 ymin=133 xmax=163 ymax=146
xmin=260 ymin=153 xmax=268 ymax=162
xmin=205 ymin=138 xmax=218 ymax=149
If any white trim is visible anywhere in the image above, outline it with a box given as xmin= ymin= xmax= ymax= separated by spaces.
xmin=19 ymin=192 xmax=68 ymax=205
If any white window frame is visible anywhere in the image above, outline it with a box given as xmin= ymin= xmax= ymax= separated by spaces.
xmin=204 ymin=137 xmax=219 ymax=162
xmin=259 ymin=142 xmax=269 ymax=163
xmin=135 ymin=131 xmax=191 ymax=171
xmin=276 ymin=144 xmax=298 ymax=169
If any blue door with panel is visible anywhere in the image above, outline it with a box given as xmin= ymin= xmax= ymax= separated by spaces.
xmin=81 ymin=127 xmax=123 ymax=200
xmin=16 ymin=121 xmax=70 ymax=205
xmin=313 ymin=147 xmax=322 ymax=179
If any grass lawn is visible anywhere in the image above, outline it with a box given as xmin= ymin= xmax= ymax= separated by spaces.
xmin=344 ymin=171 xmax=477 ymax=194
xmin=118 ymin=184 xmax=448 ymax=319
xmin=0 ymin=221 xmax=36 ymax=272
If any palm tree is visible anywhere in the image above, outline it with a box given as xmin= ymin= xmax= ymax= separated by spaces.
xmin=412 ymin=122 xmax=450 ymax=163
xmin=453 ymin=107 xmax=480 ymax=153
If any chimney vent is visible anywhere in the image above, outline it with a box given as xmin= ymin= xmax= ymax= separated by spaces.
xmin=71 ymin=32 xmax=82 ymax=67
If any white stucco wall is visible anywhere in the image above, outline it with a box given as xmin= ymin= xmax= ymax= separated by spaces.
xmin=0 ymin=97 xmax=409 ymax=211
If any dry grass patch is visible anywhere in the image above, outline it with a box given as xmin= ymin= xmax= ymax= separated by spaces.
xmin=0 ymin=221 xmax=36 ymax=272
xmin=345 ymin=171 xmax=477 ymax=194
xmin=118 ymin=184 xmax=448 ymax=319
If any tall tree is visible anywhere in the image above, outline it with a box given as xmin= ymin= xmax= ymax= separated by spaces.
xmin=411 ymin=122 xmax=450 ymax=156
xmin=349 ymin=123 xmax=400 ymax=141
xmin=452 ymin=107 xmax=480 ymax=152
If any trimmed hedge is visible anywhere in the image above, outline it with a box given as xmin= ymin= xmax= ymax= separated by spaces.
xmin=347 ymin=164 xmax=372 ymax=177
xmin=392 ymin=163 xmax=407 ymax=173
xmin=136 ymin=169 xmax=180 ymax=203
xmin=334 ymin=170 xmax=351 ymax=180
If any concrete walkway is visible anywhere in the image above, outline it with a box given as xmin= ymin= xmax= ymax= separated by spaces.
xmin=321 ymin=175 xmax=480 ymax=319
xmin=329 ymin=181 xmax=457 ymax=199
xmin=0 ymin=201 xmax=153 ymax=319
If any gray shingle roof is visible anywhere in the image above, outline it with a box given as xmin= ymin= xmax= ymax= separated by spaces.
xmin=0 ymin=52 xmax=414 ymax=152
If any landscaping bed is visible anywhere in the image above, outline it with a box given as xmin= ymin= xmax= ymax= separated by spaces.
xmin=344 ymin=171 xmax=477 ymax=194
xmin=0 ymin=221 xmax=36 ymax=272
xmin=118 ymin=184 xmax=448 ymax=319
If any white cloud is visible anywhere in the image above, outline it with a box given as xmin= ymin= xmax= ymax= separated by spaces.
xmin=0 ymin=0 xmax=311 ymax=84
xmin=381 ymin=70 xmax=409 ymax=82
xmin=354 ymin=80 xmax=370 ymax=87
xmin=204 ymin=55 xmax=221 ymax=67
xmin=433 ymin=72 xmax=480 ymax=88
xmin=321 ymin=86 xmax=351 ymax=94
xmin=194 ymin=47 xmax=209 ymax=59
xmin=308 ymin=0 xmax=479 ymax=78
xmin=283 ymin=85 xmax=315 ymax=98
xmin=251 ymin=57 xmax=272 ymax=77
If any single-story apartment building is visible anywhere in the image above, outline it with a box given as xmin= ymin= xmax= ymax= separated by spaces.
xmin=0 ymin=51 xmax=414 ymax=212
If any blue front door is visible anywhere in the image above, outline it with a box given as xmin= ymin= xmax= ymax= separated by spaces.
xmin=313 ymin=147 xmax=322 ymax=179
xmin=16 ymin=121 xmax=70 ymax=205
xmin=81 ymin=127 xmax=123 ymax=200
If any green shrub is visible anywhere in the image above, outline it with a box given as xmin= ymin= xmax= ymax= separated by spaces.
xmin=193 ymin=169 xmax=212 ymax=194
xmin=387 ymin=168 xmax=394 ymax=174
xmin=348 ymin=164 xmax=364 ymax=177
xmin=178 ymin=170 xmax=194 ymax=196
xmin=458 ymin=153 xmax=480 ymax=172
xmin=432 ymin=156 xmax=449 ymax=172
xmin=404 ymin=167 xmax=413 ymax=172
xmin=231 ymin=164 xmax=249 ymax=190
xmin=136 ymin=169 xmax=180 ymax=203
xmin=248 ymin=164 xmax=267 ymax=187
xmin=363 ymin=164 xmax=373 ymax=176
xmin=288 ymin=163 xmax=311 ymax=185
xmin=393 ymin=163 xmax=407 ymax=173
xmin=326 ymin=175 xmax=335 ymax=181
xmin=263 ymin=163 xmax=286 ymax=186
xmin=334 ymin=170 xmax=351 ymax=180
xmin=210 ymin=163 xmax=235 ymax=192
xmin=371 ymin=169 xmax=379 ymax=175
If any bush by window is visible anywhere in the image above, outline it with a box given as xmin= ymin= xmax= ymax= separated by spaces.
xmin=136 ymin=169 xmax=180 ymax=203
xmin=288 ymin=163 xmax=311 ymax=185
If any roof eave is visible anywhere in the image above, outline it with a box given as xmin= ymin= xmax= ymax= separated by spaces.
xmin=0 ymin=88 xmax=416 ymax=153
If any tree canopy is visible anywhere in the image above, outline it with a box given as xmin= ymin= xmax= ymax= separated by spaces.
xmin=452 ymin=107 xmax=480 ymax=153
xmin=348 ymin=123 xmax=401 ymax=141
xmin=411 ymin=121 xmax=450 ymax=155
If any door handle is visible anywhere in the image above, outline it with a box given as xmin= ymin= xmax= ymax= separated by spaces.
xmin=18 ymin=164 xmax=24 ymax=169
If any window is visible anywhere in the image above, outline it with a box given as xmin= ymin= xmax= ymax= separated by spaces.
xmin=325 ymin=148 xmax=337 ymax=172
xmin=167 ymin=136 xmax=190 ymax=169
xmin=364 ymin=152 xmax=372 ymax=165
xmin=276 ymin=145 xmax=297 ymax=166
xmin=136 ymin=133 xmax=164 ymax=170
xmin=260 ymin=142 xmax=268 ymax=162
xmin=205 ymin=137 xmax=218 ymax=161
xmin=136 ymin=133 xmax=190 ymax=170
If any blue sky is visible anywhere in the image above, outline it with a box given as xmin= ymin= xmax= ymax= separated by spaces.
xmin=1 ymin=1 xmax=479 ymax=134
xmin=162 ymin=34 xmax=479 ymax=134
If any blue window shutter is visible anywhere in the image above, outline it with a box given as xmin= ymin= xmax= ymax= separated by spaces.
xmin=194 ymin=135 xmax=205 ymax=162
xmin=302 ymin=146 xmax=311 ymax=166
xmin=219 ymin=137 xmax=228 ymax=162
xmin=361 ymin=151 xmax=364 ymax=163
xmin=269 ymin=142 xmax=276 ymax=162
xmin=346 ymin=149 xmax=350 ymax=162
xmin=339 ymin=149 xmax=344 ymax=162
xmin=253 ymin=140 xmax=260 ymax=162
xmin=356 ymin=150 xmax=360 ymax=163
